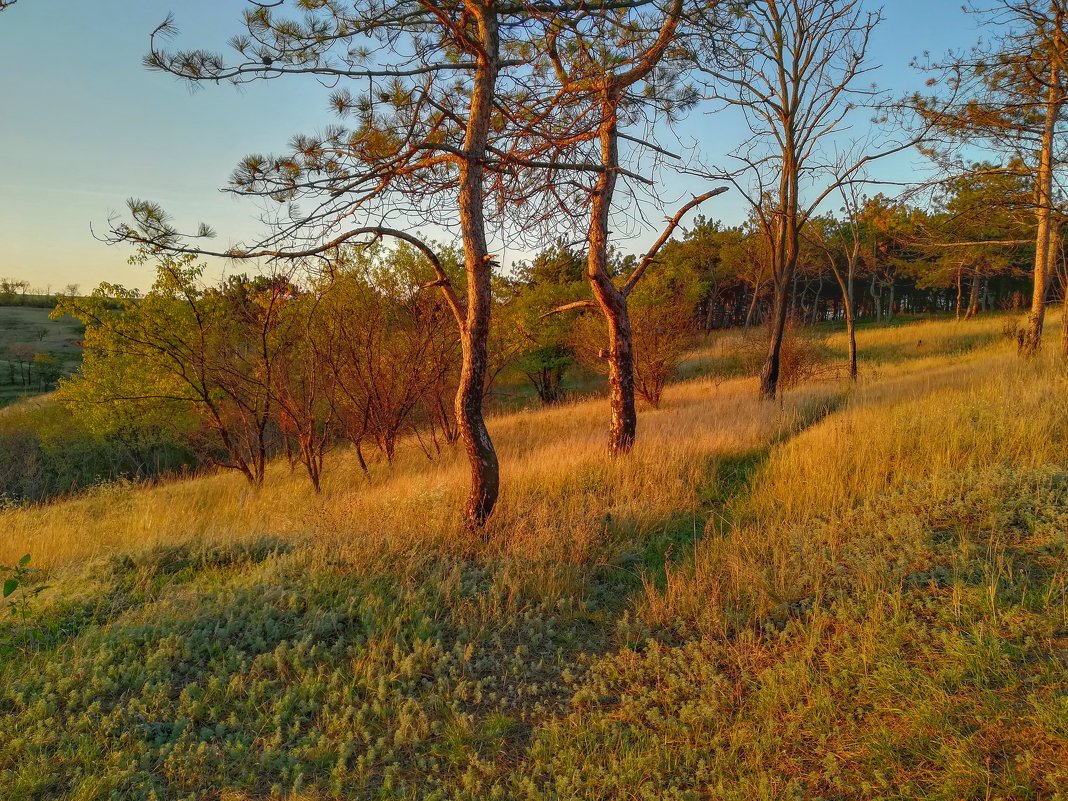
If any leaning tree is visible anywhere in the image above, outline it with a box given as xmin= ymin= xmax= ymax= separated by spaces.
xmin=108 ymin=1 xmax=618 ymax=528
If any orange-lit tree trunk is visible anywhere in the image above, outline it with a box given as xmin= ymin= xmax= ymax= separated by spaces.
xmin=543 ymin=0 xmax=709 ymax=455
xmin=585 ymin=105 xmax=638 ymax=455
xmin=455 ymin=6 xmax=501 ymax=525
xmin=1020 ymin=58 xmax=1063 ymax=355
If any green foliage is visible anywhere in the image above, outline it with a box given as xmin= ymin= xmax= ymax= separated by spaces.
xmin=524 ymin=467 xmax=1068 ymax=800
xmin=1 ymin=554 xmax=32 ymax=601
xmin=499 ymin=244 xmax=587 ymax=405
xmin=1 ymin=554 xmax=50 ymax=658
xmin=0 ymin=399 xmax=197 ymax=506
xmin=51 ymin=255 xmax=215 ymax=451
xmin=0 ymin=306 xmax=84 ymax=407
xmin=2 ymin=462 xmax=1067 ymax=799
xmin=504 ymin=303 xmax=579 ymax=404
xmin=0 ymin=545 xmax=597 ymax=800
xmin=627 ymin=261 xmax=707 ymax=406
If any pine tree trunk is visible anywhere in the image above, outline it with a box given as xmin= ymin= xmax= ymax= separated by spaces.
xmin=587 ymin=104 xmax=638 ymax=455
xmin=455 ymin=9 xmax=500 ymax=529
xmin=1021 ymin=57 xmax=1062 ymax=356
xmin=955 ymin=268 xmax=963 ymax=321
xmin=605 ymin=305 xmax=637 ymax=454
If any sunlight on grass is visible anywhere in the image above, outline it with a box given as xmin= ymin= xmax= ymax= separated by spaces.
xmin=0 ymin=373 xmax=834 ymax=580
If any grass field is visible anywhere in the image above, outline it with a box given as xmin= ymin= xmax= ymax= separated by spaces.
xmin=0 ymin=306 xmax=83 ymax=408
xmin=1 ymin=312 xmax=1067 ymax=800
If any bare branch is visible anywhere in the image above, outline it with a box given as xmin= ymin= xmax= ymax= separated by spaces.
xmin=622 ymin=187 xmax=728 ymax=297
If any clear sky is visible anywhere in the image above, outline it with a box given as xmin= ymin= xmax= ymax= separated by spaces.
xmin=0 ymin=0 xmax=981 ymax=292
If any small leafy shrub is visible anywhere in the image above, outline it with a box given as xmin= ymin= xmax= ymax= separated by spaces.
xmin=1 ymin=554 xmax=49 ymax=657
xmin=1 ymin=554 xmax=45 ymax=620
xmin=0 ymin=400 xmax=199 ymax=505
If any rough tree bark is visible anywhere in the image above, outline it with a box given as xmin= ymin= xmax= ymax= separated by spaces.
xmin=586 ymin=103 xmax=638 ymax=455
xmin=542 ymin=0 xmax=720 ymax=454
xmin=455 ymin=6 xmax=501 ymax=525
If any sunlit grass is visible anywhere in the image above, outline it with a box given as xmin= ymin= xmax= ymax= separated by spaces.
xmin=0 ymin=372 xmax=835 ymax=576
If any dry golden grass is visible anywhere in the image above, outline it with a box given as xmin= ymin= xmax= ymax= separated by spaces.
xmin=2 ymin=310 xmax=1061 ymax=605
xmin=5 ymin=311 xmax=1068 ymax=800
xmin=641 ymin=311 xmax=1068 ymax=635
xmin=0 ymin=372 xmax=834 ymax=580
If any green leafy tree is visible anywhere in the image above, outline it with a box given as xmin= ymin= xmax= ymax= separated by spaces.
xmin=55 ymin=254 xmax=293 ymax=486
xmin=915 ymin=166 xmax=1033 ymax=319
xmin=503 ymin=244 xmax=586 ymax=405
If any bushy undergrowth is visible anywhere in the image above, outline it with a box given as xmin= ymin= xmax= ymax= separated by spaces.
xmin=735 ymin=326 xmax=839 ymax=390
xmin=1 ymin=315 xmax=1067 ymax=800
xmin=0 ymin=399 xmax=197 ymax=506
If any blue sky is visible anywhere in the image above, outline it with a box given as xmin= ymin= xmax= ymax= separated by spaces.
xmin=0 ymin=1 xmax=980 ymax=291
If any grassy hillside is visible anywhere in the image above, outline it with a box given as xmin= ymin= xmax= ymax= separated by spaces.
xmin=2 ymin=313 xmax=1067 ymax=800
xmin=0 ymin=306 xmax=83 ymax=407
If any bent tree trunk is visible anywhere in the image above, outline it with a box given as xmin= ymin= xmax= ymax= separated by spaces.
xmin=455 ymin=9 xmax=500 ymax=529
xmin=587 ymin=107 xmax=638 ymax=455
xmin=456 ymin=319 xmax=498 ymax=527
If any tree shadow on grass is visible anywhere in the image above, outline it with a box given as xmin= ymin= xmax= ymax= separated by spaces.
xmin=589 ymin=390 xmax=848 ymax=613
